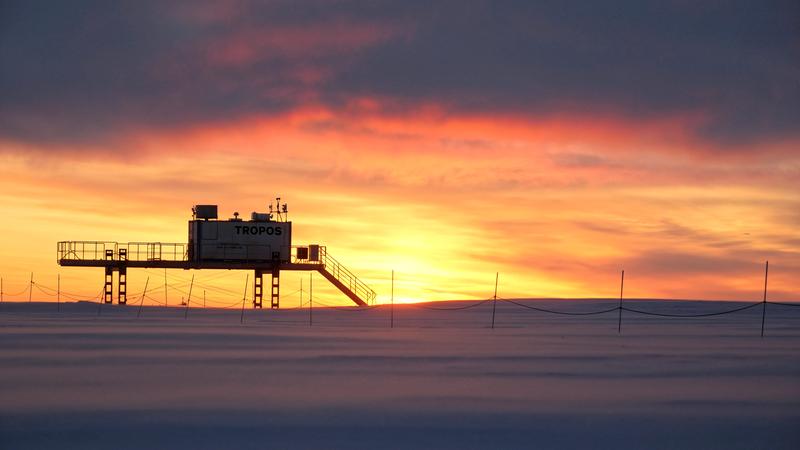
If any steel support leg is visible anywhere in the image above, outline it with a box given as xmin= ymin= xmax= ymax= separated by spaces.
xmin=271 ymin=269 xmax=280 ymax=309
xmin=104 ymin=266 xmax=114 ymax=304
xmin=104 ymin=249 xmax=114 ymax=304
xmin=253 ymin=270 xmax=263 ymax=309
xmin=118 ymin=266 xmax=127 ymax=305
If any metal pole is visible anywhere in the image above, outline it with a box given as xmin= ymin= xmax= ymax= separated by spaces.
xmin=29 ymin=272 xmax=33 ymax=302
xmin=309 ymin=272 xmax=313 ymax=327
xmin=491 ymin=272 xmax=498 ymax=329
xmin=1 ymin=276 xmax=3 ymax=302
xmin=57 ymin=274 xmax=61 ymax=312
xmin=137 ymin=277 xmax=150 ymax=318
xmin=97 ymin=282 xmax=103 ymax=316
xmin=391 ymin=270 xmax=395 ymax=328
xmin=761 ymin=261 xmax=768 ymax=338
xmin=240 ymin=273 xmax=249 ymax=324
xmin=203 ymin=290 xmax=206 ymax=309
xmin=164 ymin=269 xmax=168 ymax=307
xmin=185 ymin=274 xmax=194 ymax=320
xmin=618 ymin=270 xmax=625 ymax=334
xmin=300 ymin=278 xmax=303 ymax=308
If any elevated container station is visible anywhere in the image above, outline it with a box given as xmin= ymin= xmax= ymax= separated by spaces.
xmin=57 ymin=200 xmax=376 ymax=308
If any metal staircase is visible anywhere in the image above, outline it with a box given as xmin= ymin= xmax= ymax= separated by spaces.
xmin=316 ymin=247 xmax=376 ymax=306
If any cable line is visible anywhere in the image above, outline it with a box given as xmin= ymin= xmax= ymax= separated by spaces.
xmin=412 ymin=299 xmax=492 ymax=311
xmin=767 ymin=301 xmax=800 ymax=308
xmin=620 ymin=302 xmax=761 ymax=318
xmin=502 ymin=298 xmax=618 ymax=315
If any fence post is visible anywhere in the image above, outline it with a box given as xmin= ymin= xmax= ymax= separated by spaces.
xmin=240 ymin=273 xmax=249 ymax=324
xmin=309 ymin=272 xmax=313 ymax=327
xmin=164 ymin=269 xmax=168 ymax=307
xmin=391 ymin=270 xmax=394 ymax=329
xmin=761 ymin=260 xmax=768 ymax=338
xmin=491 ymin=272 xmax=498 ymax=329
xmin=29 ymin=272 xmax=33 ymax=303
xmin=185 ymin=274 xmax=194 ymax=320
xmin=57 ymin=274 xmax=61 ymax=312
xmin=618 ymin=270 xmax=624 ymax=334
xmin=137 ymin=277 xmax=150 ymax=318
xmin=1 ymin=276 xmax=3 ymax=302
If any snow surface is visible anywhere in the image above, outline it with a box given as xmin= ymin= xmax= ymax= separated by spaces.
xmin=1 ymin=299 xmax=799 ymax=449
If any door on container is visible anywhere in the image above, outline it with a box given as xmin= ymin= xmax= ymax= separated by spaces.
xmin=147 ymin=243 xmax=162 ymax=261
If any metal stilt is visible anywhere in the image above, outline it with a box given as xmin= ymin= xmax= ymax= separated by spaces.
xmin=271 ymin=269 xmax=280 ymax=309
xmin=253 ymin=270 xmax=264 ymax=308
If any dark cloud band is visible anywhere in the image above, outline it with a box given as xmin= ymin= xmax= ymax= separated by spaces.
xmin=1 ymin=0 xmax=798 ymax=147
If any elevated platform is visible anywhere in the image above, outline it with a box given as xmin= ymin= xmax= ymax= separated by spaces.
xmin=59 ymin=259 xmax=322 ymax=271
xmin=57 ymin=241 xmax=375 ymax=307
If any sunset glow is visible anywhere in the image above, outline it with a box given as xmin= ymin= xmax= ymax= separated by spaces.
xmin=1 ymin=1 xmax=797 ymax=305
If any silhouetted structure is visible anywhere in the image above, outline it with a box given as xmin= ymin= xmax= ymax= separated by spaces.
xmin=57 ymin=200 xmax=375 ymax=308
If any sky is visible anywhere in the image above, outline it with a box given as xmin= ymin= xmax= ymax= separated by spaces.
xmin=0 ymin=0 xmax=798 ymax=305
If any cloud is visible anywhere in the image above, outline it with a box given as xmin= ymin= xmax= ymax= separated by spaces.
xmin=1 ymin=0 xmax=798 ymax=149
xmin=0 ymin=0 xmax=411 ymax=146
xmin=323 ymin=0 xmax=800 ymax=146
xmin=627 ymin=250 xmax=762 ymax=277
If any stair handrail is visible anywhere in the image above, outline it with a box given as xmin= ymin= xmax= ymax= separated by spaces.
xmin=319 ymin=247 xmax=376 ymax=304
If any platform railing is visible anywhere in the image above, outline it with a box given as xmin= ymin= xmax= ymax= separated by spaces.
xmin=58 ymin=241 xmax=188 ymax=262
xmin=122 ymin=242 xmax=188 ymax=262
xmin=58 ymin=241 xmax=117 ymax=262
xmin=59 ymin=241 xmax=314 ymax=263
xmin=59 ymin=242 xmax=330 ymax=264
